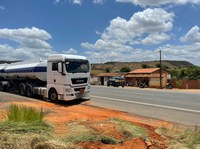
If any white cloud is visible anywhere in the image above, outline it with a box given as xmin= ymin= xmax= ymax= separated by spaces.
xmin=0 ymin=27 xmax=54 ymax=61
xmin=54 ymin=0 xmax=82 ymax=5
xmin=62 ymin=48 xmax=78 ymax=54
xmin=54 ymin=0 xmax=60 ymax=4
xmin=115 ymin=0 xmax=200 ymax=7
xmin=93 ymin=0 xmax=105 ymax=4
xmin=81 ymin=8 xmax=200 ymax=65
xmin=0 ymin=5 xmax=5 ymax=10
xmin=70 ymin=0 xmax=82 ymax=5
xmin=82 ymin=8 xmax=174 ymax=51
xmin=180 ymin=26 xmax=200 ymax=43
xmin=0 ymin=27 xmax=52 ymax=49
xmin=141 ymin=33 xmax=170 ymax=45
xmin=84 ymin=42 xmax=200 ymax=65
xmin=156 ymin=43 xmax=200 ymax=65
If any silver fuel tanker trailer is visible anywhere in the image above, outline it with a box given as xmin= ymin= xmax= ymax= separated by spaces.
xmin=0 ymin=54 xmax=91 ymax=101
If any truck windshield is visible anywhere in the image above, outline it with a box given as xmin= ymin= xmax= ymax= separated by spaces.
xmin=65 ymin=59 xmax=90 ymax=73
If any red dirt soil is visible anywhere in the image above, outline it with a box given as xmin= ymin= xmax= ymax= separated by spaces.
xmin=0 ymin=97 xmax=170 ymax=149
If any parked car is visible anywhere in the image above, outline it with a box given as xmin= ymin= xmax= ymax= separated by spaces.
xmin=107 ymin=77 xmax=125 ymax=87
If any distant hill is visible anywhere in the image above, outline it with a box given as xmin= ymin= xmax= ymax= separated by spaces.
xmin=91 ymin=60 xmax=195 ymax=75
xmin=0 ymin=60 xmax=21 ymax=64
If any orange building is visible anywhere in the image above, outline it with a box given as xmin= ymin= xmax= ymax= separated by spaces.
xmin=125 ymin=68 xmax=170 ymax=88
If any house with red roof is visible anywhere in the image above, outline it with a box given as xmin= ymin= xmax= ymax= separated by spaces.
xmin=125 ymin=68 xmax=171 ymax=88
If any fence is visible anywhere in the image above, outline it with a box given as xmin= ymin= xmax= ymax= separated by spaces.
xmin=171 ymin=80 xmax=200 ymax=89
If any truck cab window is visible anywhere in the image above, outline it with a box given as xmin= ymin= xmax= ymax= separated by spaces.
xmin=52 ymin=62 xmax=58 ymax=71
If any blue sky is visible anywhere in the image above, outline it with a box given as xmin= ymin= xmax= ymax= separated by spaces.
xmin=0 ymin=0 xmax=200 ymax=65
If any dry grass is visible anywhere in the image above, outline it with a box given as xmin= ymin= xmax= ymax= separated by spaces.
xmin=156 ymin=125 xmax=200 ymax=149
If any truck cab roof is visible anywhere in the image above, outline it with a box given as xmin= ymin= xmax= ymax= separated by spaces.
xmin=48 ymin=54 xmax=87 ymax=62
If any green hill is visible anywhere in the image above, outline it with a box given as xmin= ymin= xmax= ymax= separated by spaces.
xmin=91 ymin=60 xmax=195 ymax=75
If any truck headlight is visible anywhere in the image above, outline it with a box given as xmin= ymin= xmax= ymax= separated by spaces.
xmin=87 ymin=85 xmax=91 ymax=90
xmin=65 ymin=88 xmax=73 ymax=92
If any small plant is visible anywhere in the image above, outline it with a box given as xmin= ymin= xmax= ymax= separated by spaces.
xmin=174 ymin=80 xmax=182 ymax=88
xmin=7 ymin=104 xmax=44 ymax=123
xmin=64 ymin=122 xmax=118 ymax=145
xmin=110 ymin=118 xmax=147 ymax=139
xmin=0 ymin=104 xmax=51 ymax=133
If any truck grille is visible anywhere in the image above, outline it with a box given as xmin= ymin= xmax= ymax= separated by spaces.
xmin=71 ymin=78 xmax=88 ymax=84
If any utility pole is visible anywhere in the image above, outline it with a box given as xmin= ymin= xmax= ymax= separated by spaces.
xmin=159 ymin=50 xmax=162 ymax=89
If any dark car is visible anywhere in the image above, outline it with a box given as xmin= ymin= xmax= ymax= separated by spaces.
xmin=107 ymin=76 xmax=125 ymax=87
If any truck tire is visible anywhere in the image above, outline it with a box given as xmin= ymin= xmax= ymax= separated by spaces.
xmin=0 ymin=82 xmax=3 ymax=91
xmin=0 ymin=81 xmax=9 ymax=92
xmin=49 ymin=89 xmax=58 ymax=102
xmin=25 ymin=84 xmax=33 ymax=97
xmin=19 ymin=83 xmax=26 ymax=96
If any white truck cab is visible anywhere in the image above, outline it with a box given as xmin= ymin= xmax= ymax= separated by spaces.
xmin=47 ymin=54 xmax=91 ymax=101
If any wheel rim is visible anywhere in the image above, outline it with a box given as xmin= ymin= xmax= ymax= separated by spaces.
xmin=50 ymin=91 xmax=57 ymax=101
xmin=26 ymin=85 xmax=32 ymax=97
xmin=20 ymin=84 xmax=25 ymax=95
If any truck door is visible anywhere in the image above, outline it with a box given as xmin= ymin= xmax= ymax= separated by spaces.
xmin=47 ymin=62 xmax=64 ymax=95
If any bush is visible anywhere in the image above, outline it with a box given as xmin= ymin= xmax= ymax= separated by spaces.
xmin=7 ymin=104 xmax=44 ymax=123
xmin=120 ymin=67 xmax=131 ymax=72
xmin=0 ymin=104 xmax=51 ymax=134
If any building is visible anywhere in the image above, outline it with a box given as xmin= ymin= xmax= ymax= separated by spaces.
xmin=125 ymin=68 xmax=170 ymax=88
xmin=92 ymin=73 xmax=124 ymax=85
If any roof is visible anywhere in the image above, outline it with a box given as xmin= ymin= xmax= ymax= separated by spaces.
xmin=128 ymin=68 xmax=160 ymax=74
xmin=48 ymin=54 xmax=87 ymax=61
xmin=125 ymin=74 xmax=166 ymax=78
xmin=96 ymin=73 xmax=123 ymax=77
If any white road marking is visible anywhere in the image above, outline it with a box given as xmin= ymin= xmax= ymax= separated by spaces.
xmin=91 ymin=95 xmax=200 ymax=113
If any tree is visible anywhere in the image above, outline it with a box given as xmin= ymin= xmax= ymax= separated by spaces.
xmin=155 ymin=63 xmax=160 ymax=68
xmin=120 ymin=67 xmax=131 ymax=72
xmin=105 ymin=68 xmax=111 ymax=73
xmin=141 ymin=64 xmax=150 ymax=68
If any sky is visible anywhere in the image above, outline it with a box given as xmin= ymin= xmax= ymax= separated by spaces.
xmin=0 ymin=0 xmax=200 ymax=65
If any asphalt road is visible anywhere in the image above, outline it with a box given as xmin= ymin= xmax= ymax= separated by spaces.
xmin=90 ymin=86 xmax=200 ymax=126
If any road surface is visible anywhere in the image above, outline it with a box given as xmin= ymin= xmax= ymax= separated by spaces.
xmin=90 ymin=86 xmax=200 ymax=126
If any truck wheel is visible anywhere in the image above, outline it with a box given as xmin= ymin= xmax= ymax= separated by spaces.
xmin=49 ymin=89 xmax=58 ymax=102
xmin=19 ymin=83 xmax=26 ymax=96
xmin=0 ymin=82 xmax=3 ymax=91
xmin=25 ymin=84 xmax=33 ymax=97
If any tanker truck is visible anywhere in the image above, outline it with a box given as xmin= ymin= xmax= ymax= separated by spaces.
xmin=0 ymin=54 xmax=91 ymax=101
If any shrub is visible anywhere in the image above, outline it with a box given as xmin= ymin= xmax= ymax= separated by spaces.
xmin=7 ymin=104 xmax=44 ymax=123
xmin=0 ymin=104 xmax=51 ymax=134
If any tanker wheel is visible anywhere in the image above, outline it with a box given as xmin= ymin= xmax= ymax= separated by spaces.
xmin=0 ymin=82 xmax=3 ymax=91
xmin=25 ymin=84 xmax=33 ymax=97
xmin=49 ymin=89 xmax=58 ymax=102
xmin=19 ymin=83 xmax=26 ymax=96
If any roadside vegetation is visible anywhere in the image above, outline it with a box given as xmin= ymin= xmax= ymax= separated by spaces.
xmin=1 ymin=104 xmax=199 ymax=148
xmin=0 ymin=105 xmax=149 ymax=148
xmin=0 ymin=104 xmax=77 ymax=149
xmin=157 ymin=125 xmax=200 ymax=149
xmin=170 ymin=66 xmax=200 ymax=80
xmin=64 ymin=118 xmax=147 ymax=145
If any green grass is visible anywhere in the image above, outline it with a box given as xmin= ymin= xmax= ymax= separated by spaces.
xmin=7 ymin=104 xmax=44 ymax=123
xmin=0 ymin=104 xmax=80 ymax=149
xmin=110 ymin=118 xmax=147 ymax=139
xmin=0 ymin=104 xmax=51 ymax=134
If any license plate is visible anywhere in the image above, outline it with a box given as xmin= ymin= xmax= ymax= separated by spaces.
xmin=80 ymin=88 xmax=84 ymax=94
